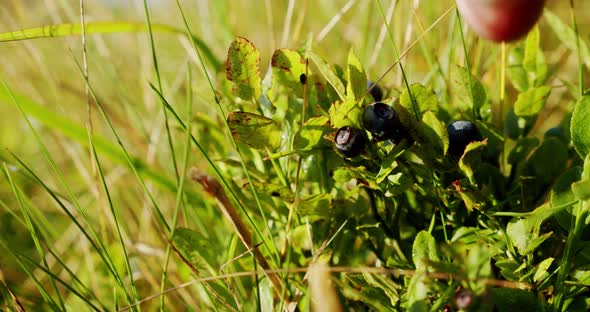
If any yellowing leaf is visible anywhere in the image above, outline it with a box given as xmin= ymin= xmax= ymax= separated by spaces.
xmin=227 ymin=112 xmax=281 ymax=150
xmin=225 ymin=37 xmax=262 ymax=101
xmin=271 ymin=49 xmax=307 ymax=92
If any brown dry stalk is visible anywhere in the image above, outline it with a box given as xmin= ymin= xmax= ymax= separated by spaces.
xmin=0 ymin=271 xmax=26 ymax=312
xmin=188 ymin=169 xmax=284 ymax=294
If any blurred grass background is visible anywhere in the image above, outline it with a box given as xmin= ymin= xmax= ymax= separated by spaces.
xmin=0 ymin=0 xmax=588 ymax=310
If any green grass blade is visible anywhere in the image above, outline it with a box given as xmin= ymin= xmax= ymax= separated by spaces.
xmin=0 ymin=22 xmax=221 ymax=71
xmin=9 ymin=153 xmax=128 ymax=290
xmin=0 ymin=235 xmax=61 ymax=311
xmin=454 ymin=7 xmax=479 ymax=121
xmin=88 ymin=128 xmax=140 ymax=307
xmin=160 ymin=65 xmax=194 ymax=311
xmin=0 ymin=82 xmax=187 ymax=199
xmin=15 ymin=249 xmax=104 ymax=312
xmin=374 ymin=0 xmax=420 ymax=120
xmin=2 ymin=163 xmax=65 ymax=310
xmin=2 ymin=81 xmax=130 ymax=292
xmin=72 ymin=58 xmax=171 ymax=234
xmin=142 ymin=0 xmax=180 ymax=187
xmin=149 ymin=83 xmax=277 ymax=264
xmin=42 ymin=242 xmax=108 ymax=311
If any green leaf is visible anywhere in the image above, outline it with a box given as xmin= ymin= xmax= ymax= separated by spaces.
xmin=328 ymin=97 xmax=363 ymax=129
xmin=508 ymin=137 xmax=540 ymax=165
xmin=259 ymin=279 xmax=274 ymax=312
xmin=572 ymin=179 xmax=590 ymax=201
xmin=572 ymin=270 xmax=590 ymax=285
xmin=375 ymin=142 xmax=409 ymax=183
xmin=399 ymin=84 xmax=437 ymax=120
xmin=290 ymin=225 xmax=313 ymax=250
xmin=346 ymin=49 xmax=367 ymax=102
xmin=172 ymin=228 xmax=211 ymax=269
xmin=551 ymin=167 xmax=582 ymax=230
xmin=522 ymin=231 xmax=552 ymax=256
xmin=419 ymin=111 xmax=448 ymax=155
xmin=293 ymin=116 xmax=330 ymax=151
xmin=225 ymin=37 xmax=262 ymax=101
xmin=527 ymin=137 xmax=568 ymax=184
xmin=297 ymin=193 xmax=332 ymax=218
xmin=309 ymin=52 xmax=346 ymax=101
xmin=459 ymin=140 xmax=488 ymax=184
xmin=507 ymin=219 xmax=531 ymax=256
xmin=533 ymin=257 xmax=554 ymax=283
xmin=571 ymin=96 xmax=590 ymax=158
xmin=361 ymin=273 xmax=400 ymax=307
xmin=243 ymin=181 xmax=294 ymax=202
xmin=227 ymin=111 xmax=282 ymax=150
xmin=412 ymin=231 xmax=439 ymax=271
xmin=523 ymin=27 xmax=548 ymax=87
xmin=406 ymin=276 xmax=428 ymax=312
xmin=451 ymin=65 xmax=487 ymax=113
xmin=491 ymin=288 xmax=543 ymax=312
xmin=545 ymin=10 xmax=590 ymax=70
xmin=271 ymin=49 xmax=307 ymax=92
xmin=514 ymin=86 xmax=551 ymax=117
xmin=507 ymin=46 xmax=530 ymax=92
xmin=384 ymin=172 xmax=413 ymax=197
xmin=376 ymin=158 xmax=399 ymax=184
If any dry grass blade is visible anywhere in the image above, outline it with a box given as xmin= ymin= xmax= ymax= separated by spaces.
xmin=0 ymin=271 xmax=26 ymax=312
xmin=188 ymin=168 xmax=284 ymax=294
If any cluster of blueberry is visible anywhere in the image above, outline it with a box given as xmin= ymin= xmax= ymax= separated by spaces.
xmin=334 ymin=83 xmax=483 ymax=159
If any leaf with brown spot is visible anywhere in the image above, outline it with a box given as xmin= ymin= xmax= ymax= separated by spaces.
xmin=227 ymin=111 xmax=282 ymax=150
xmin=271 ymin=49 xmax=308 ymax=93
xmin=225 ymin=37 xmax=262 ymax=101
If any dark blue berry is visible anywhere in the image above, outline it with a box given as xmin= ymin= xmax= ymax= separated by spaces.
xmin=362 ymin=102 xmax=407 ymax=143
xmin=367 ymin=80 xmax=383 ymax=102
xmin=544 ymin=127 xmax=565 ymax=141
xmin=447 ymin=120 xmax=483 ymax=157
xmin=299 ymin=73 xmax=307 ymax=85
xmin=335 ymin=126 xmax=366 ymax=158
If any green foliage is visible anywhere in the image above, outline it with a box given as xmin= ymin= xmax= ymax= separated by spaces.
xmin=400 ymin=84 xmax=438 ymax=120
xmin=514 ymin=86 xmax=551 ymax=116
xmin=2 ymin=2 xmax=590 ymax=312
xmin=451 ymin=65 xmax=487 ymax=113
xmin=227 ymin=111 xmax=282 ymax=150
xmin=571 ymin=96 xmax=590 ymax=158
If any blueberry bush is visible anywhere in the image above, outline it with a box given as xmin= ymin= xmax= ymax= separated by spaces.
xmin=0 ymin=1 xmax=589 ymax=312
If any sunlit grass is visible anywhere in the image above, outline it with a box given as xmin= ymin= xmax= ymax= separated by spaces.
xmin=0 ymin=0 xmax=588 ymax=310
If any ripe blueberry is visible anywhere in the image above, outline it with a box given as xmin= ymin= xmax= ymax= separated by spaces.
xmin=367 ymin=80 xmax=383 ymax=102
xmin=299 ymin=73 xmax=307 ymax=85
xmin=362 ymin=102 xmax=407 ymax=144
xmin=335 ymin=126 xmax=366 ymax=158
xmin=447 ymin=120 xmax=483 ymax=157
